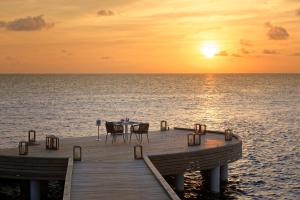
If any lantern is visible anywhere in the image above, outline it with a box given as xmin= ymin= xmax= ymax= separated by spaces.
xmin=187 ymin=133 xmax=195 ymax=146
xmin=225 ymin=129 xmax=233 ymax=141
xmin=46 ymin=135 xmax=51 ymax=149
xmin=28 ymin=130 xmax=36 ymax=145
xmin=46 ymin=135 xmax=59 ymax=150
xmin=73 ymin=146 xmax=82 ymax=161
xmin=160 ymin=120 xmax=167 ymax=131
xmin=200 ymin=124 xmax=207 ymax=135
xmin=187 ymin=133 xmax=201 ymax=146
xmin=134 ymin=145 xmax=143 ymax=160
xmin=19 ymin=141 xmax=28 ymax=155
xmin=194 ymin=134 xmax=201 ymax=145
xmin=194 ymin=124 xmax=201 ymax=134
xmin=52 ymin=136 xmax=59 ymax=150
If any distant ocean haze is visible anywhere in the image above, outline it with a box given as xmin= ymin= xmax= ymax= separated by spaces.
xmin=0 ymin=74 xmax=299 ymax=199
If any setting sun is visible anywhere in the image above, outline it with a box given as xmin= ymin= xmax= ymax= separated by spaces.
xmin=200 ymin=42 xmax=219 ymax=58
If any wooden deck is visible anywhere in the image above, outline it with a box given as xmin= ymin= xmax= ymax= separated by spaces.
xmin=0 ymin=129 xmax=242 ymax=200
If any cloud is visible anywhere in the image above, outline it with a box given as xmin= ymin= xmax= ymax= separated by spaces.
xmin=216 ymin=51 xmax=243 ymax=57
xmin=231 ymin=53 xmax=241 ymax=57
xmin=241 ymin=48 xmax=251 ymax=54
xmin=0 ymin=15 xmax=54 ymax=31
xmin=0 ymin=21 xmax=6 ymax=28
xmin=265 ymin=22 xmax=289 ymax=40
xmin=61 ymin=49 xmax=72 ymax=56
xmin=5 ymin=56 xmax=16 ymax=61
xmin=291 ymin=52 xmax=300 ymax=56
xmin=101 ymin=56 xmax=112 ymax=60
xmin=97 ymin=10 xmax=115 ymax=16
xmin=263 ymin=49 xmax=278 ymax=54
xmin=3 ymin=55 xmax=24 ymax=65
xmin=215 ymin=51 xmax=228 ymax=56
xmin=240 ymin=39 xmax=252 ymax=46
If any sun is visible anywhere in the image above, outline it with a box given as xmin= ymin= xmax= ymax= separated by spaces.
xmin=199 ymin=41 xmax=219 ymax=58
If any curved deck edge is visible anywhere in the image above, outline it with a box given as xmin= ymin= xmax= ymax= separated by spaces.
xmin=63 ymin=158 xmax=73 ymax=200
xmin=149 ymin=128 xmax=242 ymax=175
xmin=143 ymin=155 xmax=181 ymax=200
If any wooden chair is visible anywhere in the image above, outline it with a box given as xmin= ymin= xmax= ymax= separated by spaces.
xmin=130 ymin=123 xmax=149 ymax=144
xmin=105 ymin=122 xmax=125 ymax=144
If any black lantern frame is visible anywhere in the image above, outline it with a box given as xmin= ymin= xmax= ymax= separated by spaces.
xmin=19 ymin=141 xmax=28 ymax=155
xmin=200 ymin=124 xmax=207 ymax=135
xmin=187 ymin=133 xmax=201 ymax=146
xmin=46 ymin=135 xmax=60 ymax=150
xmin=187 ymin=133 xmax=195 ymax=146
xmin=28 ymin=130 xmax=36 ymax=145
xmin=194 ymin=124 xmax=201 ymax=134
xmin=73 ymin=146 xmax=82 ymax=161
xmin=225 ymin=129 xmax=233 ymax=141
xmin=160 ymin=120 xmax=167 ymax=131
xmin=134 ymin=144 xmax=143 ymax=160
xmin=194 ymin=134 xmax=201 ymax=145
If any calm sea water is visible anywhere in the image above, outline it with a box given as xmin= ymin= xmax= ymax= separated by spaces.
xmin=0 ymin=74 xmax=299 ymax=199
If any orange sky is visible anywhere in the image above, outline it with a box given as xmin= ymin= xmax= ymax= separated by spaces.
xmin=0 ymin=0 xmax=299 ymax=73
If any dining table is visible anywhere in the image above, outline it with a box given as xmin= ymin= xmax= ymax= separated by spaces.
xmin=116 ymin=120 xmax=140 ymax=141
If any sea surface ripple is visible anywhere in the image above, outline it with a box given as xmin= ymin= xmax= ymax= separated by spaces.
xmin=0 ymin=74 xmax=299 ymax=199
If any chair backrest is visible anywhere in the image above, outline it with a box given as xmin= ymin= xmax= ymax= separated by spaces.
xmin=138 ymin=123 xmax=149 ymax=133
xmin=113 ymin=124 xmax=124 ymax=133
xmin=106 ymin=122 xmax=124 ymax=134
xmin=105 ymin=122 xmax=114 ymax=133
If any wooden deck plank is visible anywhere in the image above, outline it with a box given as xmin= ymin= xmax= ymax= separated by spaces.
xmin=0 ymin=129 xmax=242 ymax=200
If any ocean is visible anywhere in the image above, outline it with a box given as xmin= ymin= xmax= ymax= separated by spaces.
xmin=0 ymin=74 xmax=299 ymax=199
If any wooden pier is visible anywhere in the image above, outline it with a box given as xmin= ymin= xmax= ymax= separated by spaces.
xmin=0 ymin=128 xmax=242 ymax=200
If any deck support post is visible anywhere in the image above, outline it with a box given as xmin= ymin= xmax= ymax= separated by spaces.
xmin=30 ymin=180 xmax=40 ymax=200
xmin=175 ymin=173 xmax=184 ymax=192
xmin=210 ymin=165 xmax=220 ymax=193
xmin=20 ymin=180 xmax=30 ymax=200
xmin=220 ymin=164 xmax=228 ymax=182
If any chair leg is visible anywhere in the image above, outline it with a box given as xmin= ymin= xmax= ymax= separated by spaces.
xmin=135 ymin=133 xmax=139 ymax=143
xmin=105 ymin=133 xmax=108 ymax=144
xmin=130 ymin=133 xmax=132 ymax=144
xmin=140 ymin=134 xmax=143 ymax=144
xmin=112 ymin=135 xmax=115 ymax=144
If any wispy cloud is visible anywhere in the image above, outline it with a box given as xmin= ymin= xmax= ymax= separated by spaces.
xmin=101 ymin=56 xmax=112 ymax=60
xmin=240 ymin=39 xmax=252 ymax=46
xmin=0 ymin=15 xmax=54 ymax=31
xmin=263 ymin=49 xmax=278 ymax=54
xmin=3 ymin=55 xmax=24 ymax=65
xmin=97 ymin=10 xmax=115 ymax=16
xmin=61 ymin=49 xmax=72 ymax=56
xmin=291 ymin=52 xmax=300 ymax=56
xmin=216 ymin=51 xmax=228 ymax=56
xmin=231 ymin=53 xmax=241 ymax=57
xmin=297 ymin=8 xmax=300 ymax=16
xmin=265 ymin=22 xmax=289 ymax=40
xmin=241 ymin=48 xmax=251 ymax=54
xmin=5 ymin=56 xmax=17 ymax=61
xmin=0 ymin=21 xmax=6 ymax=28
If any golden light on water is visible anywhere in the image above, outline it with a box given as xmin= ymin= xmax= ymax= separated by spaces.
xmin=200 ymin=41 xmax=219 ymax=58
